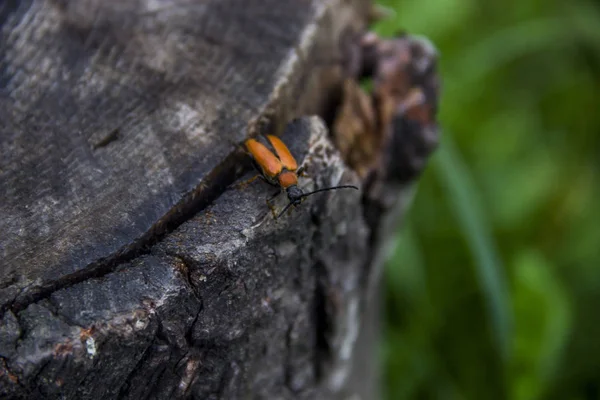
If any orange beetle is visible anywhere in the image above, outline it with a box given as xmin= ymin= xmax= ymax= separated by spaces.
xmin=245 ymin=135 xmax=358 ymax=218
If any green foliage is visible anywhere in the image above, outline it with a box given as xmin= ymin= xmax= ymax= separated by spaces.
xmin=377 ymin=1 xmax=600 ymax=398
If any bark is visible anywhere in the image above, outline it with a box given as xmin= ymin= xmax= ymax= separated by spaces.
xmin=0 ymin=1 xmax=439 ymax=399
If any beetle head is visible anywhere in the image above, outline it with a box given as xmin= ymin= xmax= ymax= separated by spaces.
xmin=286 ymin=185 xmax=304 ymax=206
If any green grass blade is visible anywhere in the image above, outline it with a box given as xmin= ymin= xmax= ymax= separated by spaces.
xmin=434 ymin=134 xmax=512 ymax=361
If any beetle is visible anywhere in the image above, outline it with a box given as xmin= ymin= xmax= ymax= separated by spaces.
xmin=244 ymin=134 xmax=358 ymax=218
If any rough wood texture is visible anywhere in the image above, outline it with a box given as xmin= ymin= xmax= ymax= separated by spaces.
xmin=0 ymin=0 xmax=369 ymax=310
xmin=0 ymin=0 xmax=439 ymax=399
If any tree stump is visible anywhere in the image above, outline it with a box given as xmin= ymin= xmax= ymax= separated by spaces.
xmin=0 ymin=1 xmax=440 ymax=398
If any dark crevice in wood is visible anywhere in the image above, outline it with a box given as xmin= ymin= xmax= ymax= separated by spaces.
xmin=165 ymin=253 xmax=203 ymax=302
xmin=306 ymin=205 xmax=333 ymax=383
xmin=116 ymin=337 xmax=161 ymax=399
xmin=7 ymin=150 xmax=252 ymax=315
xmin=91 ymin=128 xmax=119 ymax=150
xmin=0 ymin=275 xmax=18 ymax=290
xmin=312 ymin=260 xmax=331 ymax=381
xmin=11 ymin=309 xmax=26 ymax=345
xmin=360 ymin=174 xmax=384 ymax=286
xmin=29 ymin=358 xmax=52 ymax=392
xmin=184 ymin=304 xmax=203 ymax=349
xmin=320 ymin=82 xmax=345 ymax=134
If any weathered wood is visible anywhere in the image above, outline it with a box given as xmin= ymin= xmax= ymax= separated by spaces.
xmin=0 ymin=0 xmax=440 ymax=398
xmin=0 ymin=0 xmax=369 ymax=311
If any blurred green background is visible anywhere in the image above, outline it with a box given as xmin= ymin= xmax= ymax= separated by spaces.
xmin=375 ymin=1 xmax=600 ymax=399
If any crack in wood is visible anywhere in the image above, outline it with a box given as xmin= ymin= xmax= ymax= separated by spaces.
xmin=91 ymin=128 xmax=120 ymax=150
xmin=4 ymin=150 xmax=249 ymax=316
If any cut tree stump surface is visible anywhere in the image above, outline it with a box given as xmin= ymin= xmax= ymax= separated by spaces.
xmin=0 ymin=0 xmax=440 ymax=399
xmin=0 ymin=0 xmax=368 ymax=310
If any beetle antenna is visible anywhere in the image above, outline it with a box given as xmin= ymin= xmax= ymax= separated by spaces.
xmin=275 ymin=185 xmax=359 ymax=219
xmin=275 ymin=202 xmax=295 ymax=219
xmin=300 ymin=185 xmax=359 ymax=199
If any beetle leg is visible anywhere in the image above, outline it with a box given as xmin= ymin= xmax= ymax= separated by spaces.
xmin=234 ymin=174 xmax=265 ymax=189
xmin=296 ymin=166 xmax=310 ymax=178
xmin=265 ymin=191 xmax=280 ymax=218
xmin=267 ymin=190 xmax=281 ymax=202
